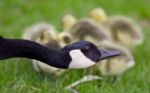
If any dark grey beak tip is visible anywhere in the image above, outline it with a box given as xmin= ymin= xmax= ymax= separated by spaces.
xmin=98 ymin=48 xmax=121 ymax=60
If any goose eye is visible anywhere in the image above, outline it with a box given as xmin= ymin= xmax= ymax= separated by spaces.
xmin=84 ymin=46 xmax=91 ymax=50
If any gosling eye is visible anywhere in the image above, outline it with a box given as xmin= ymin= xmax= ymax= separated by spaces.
xmin=63 ymin=36 xmax=71 ymax=44
xmin=84 ymin=46 xmax=91 ymax=50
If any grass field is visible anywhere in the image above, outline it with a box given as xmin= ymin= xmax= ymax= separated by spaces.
xmin=0 ymin=0 xmax=150 ymax=93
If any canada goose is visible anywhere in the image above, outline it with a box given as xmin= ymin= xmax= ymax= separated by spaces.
xmin=68 ymin=19 xmax=112 ymax=44
xmin=97 ymin=42 xmax=135 ymax=81
xmin=61 ymin=14 xmax=77 ymax=31
xmin=0 ymin=36 xmax=120 ymax=69
xmin=89 ymin=8 xmax=143 ymax=48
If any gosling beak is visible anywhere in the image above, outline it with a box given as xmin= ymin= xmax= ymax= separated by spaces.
xmin=98 ymin=48 xmax=120 ymax=60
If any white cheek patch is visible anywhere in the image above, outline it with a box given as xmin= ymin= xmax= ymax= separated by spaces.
xmin=69 ymin=49 xmax=95 ymax=69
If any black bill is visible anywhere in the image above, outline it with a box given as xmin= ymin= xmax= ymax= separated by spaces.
xmin=98 ymin=48 xmax=121 ymax=60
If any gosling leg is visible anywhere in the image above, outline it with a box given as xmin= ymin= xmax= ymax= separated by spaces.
xmin=65 ymin=75 xmax=102 ymax=93
xmin=112 ymin=75 xmax=117 ymax=83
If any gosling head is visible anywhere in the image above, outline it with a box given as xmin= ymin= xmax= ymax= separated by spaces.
xmin=57 ymin=32 xmax=73 ymax=47
xmin=61 ymin=41 xmax=120 ymax=69
xmin=61 ymin=14 xmax=77 ymax=31
xmin=89 ymin=7 xmax=107 ymax=23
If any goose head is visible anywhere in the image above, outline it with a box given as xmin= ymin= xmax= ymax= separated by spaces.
xmin=0 ymin=37 xmax=120 ymax=69
xmin=61 ymin=41 xmax=120 ymax=68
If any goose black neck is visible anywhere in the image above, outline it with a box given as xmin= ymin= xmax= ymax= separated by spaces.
xmin=0 ymin=37 xmax=68 ymax=68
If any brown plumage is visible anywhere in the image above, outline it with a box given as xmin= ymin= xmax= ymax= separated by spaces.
xmin=68 ymin=19 xmax=112 ymax=44
xmin=89 ymin=8 xmax=144 ymax=48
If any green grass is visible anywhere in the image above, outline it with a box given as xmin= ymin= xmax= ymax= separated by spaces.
xmin=0 ymin=0 xmax=150 ymax=93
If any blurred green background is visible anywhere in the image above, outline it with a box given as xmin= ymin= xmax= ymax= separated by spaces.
xmin=0 ymin=0 xmax=150 ymax=93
